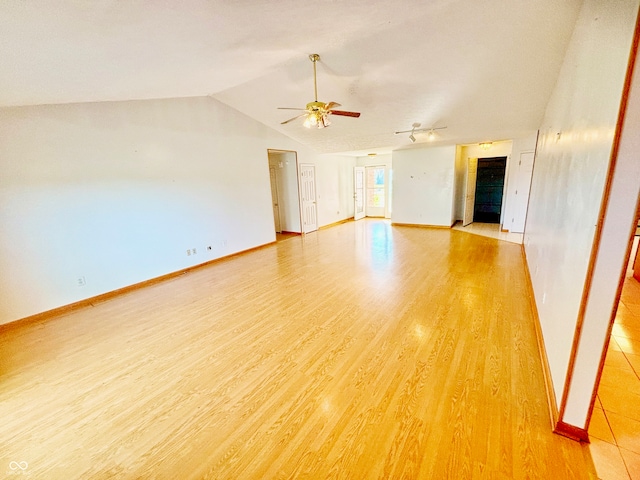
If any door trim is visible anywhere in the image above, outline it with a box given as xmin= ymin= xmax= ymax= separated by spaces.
xmin=354 ymin=166 xmax=365 ymax=221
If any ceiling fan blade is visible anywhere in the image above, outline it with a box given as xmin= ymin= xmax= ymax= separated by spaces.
xmin=277 ymin=107 xmax=307 ymax=111
xmin=281 ymin=113 xmax=308 ymax=125
xmin=325 ymin=101 xmax=341 ymax=111
xmin=329 ymin=110 xmax=361 ymax=118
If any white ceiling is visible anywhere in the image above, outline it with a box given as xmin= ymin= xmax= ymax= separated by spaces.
xmin=0 ymin=1 xmax=583 ymax=154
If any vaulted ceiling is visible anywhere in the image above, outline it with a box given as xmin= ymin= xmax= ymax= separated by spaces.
xmin=0 ymin=1 xmax=583 ymax=154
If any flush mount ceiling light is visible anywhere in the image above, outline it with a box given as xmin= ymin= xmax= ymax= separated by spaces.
xmin=479 ymin=142 xmax=493 ymax=150
xmin=395 ymin=123 xmax=447 ymax=143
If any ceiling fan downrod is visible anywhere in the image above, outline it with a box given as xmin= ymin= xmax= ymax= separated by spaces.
xmin=309 ymin=54 xmax=320 ymax=102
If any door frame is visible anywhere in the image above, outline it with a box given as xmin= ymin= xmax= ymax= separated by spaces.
xmin=267 ymin=149 xmax=303 ymax=234
xmin=269 ymin=165 xmax=282 ymax=233
xmin=472 ymin=156 xmax=508 ymax=224
xmin=298 ymin=163 xmax=318 ymax=234
xmin=354 ymin=166 xmax=365 ymax=220
xmin=364 ymin=165 xmax=387 ymax=218
xmin=507 ymin=150 xmax=536 ymax=233
xmin=463 ymin=158 xmax=478 ymax=226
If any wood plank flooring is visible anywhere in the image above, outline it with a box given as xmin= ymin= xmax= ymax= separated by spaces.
xmin=0 ymin=220 xmax=596 ymax=479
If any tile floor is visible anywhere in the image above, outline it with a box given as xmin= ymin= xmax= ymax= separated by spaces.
xmin=451 ymin=221 xmax=524 ymax=244
xmin=589 ymin=237 xmax=640 ymax=480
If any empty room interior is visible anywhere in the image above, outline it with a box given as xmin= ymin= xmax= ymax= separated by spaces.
xmin=1 ymin=1 xmax=640 ymax=479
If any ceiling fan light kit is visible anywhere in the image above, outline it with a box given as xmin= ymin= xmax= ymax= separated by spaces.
xmin=303 ymin=109 xmax=331 ymax=128
xmin=278 ymin=54 xmax=361 ymax=129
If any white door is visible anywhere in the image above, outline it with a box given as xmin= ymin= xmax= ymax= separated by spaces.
xmin=365 ymin=166 xmax=386 ymax=217
xmin=299 ymin=164 xmax=317 ymax=233
xmin=269 ymin=166 xmax=281 ymax=233
xmin=354 ymin=167 xmax=365 ymax=220
xmin=463 ymin=158 xmax=478 ymax=226
xmin=510 ymin=151 xmax=535 ymax=233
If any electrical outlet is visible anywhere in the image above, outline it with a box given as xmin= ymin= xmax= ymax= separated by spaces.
xmin=77 ymin=276 xmax=86 ymax=287
xmin=192 ymin=248 xmax=197 ymax=255
xmin=186 ymin=249 xmax=191 ymax=256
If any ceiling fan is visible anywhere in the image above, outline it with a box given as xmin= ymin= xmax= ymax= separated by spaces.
xmin=278 ymin=54 xmax=361 ymax=128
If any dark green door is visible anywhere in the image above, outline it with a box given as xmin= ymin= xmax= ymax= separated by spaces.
xmin=473 ymin=157 xmax=507 ymax=224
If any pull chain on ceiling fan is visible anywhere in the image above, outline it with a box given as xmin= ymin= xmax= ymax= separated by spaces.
xmin=278 ymin=54 xmax=361 ymax=129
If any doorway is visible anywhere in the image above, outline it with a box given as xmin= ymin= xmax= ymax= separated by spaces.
xmin=473 ymin=157 xmax=507 ymax=223
xmin=299 ymin=164 xmax=318 ymax=233
xmin=269 ymin=166 xmax=281 ymax=233
xmin=267 ymin=149 xmax=303 ymax=237
xmin=365 ymin=166 xmax=386 ymax=218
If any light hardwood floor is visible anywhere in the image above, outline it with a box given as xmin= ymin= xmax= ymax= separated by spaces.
xmin=0 ymin=219 xmax=596 ymax=479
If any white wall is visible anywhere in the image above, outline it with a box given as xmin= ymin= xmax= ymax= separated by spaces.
xmin=315 ymin=154 xmax=357 ymax=226
xmin=392 ymin=146 xmax=456 ymax=227
xmin=563 ymin=29 xmax=640 ymax=427
xmin=524 ymin=0 xmax=639 ymax=417
xmin=454 ymin=146 xmax=465 ymax=221
xmin=0 ymin=96 xmax=351 ymax=325
xmin=356 ymin=154 xmax=392 ymax=169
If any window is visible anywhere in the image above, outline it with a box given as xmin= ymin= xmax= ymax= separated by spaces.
xmin=367 ymin=167 xmax=385 ymax=208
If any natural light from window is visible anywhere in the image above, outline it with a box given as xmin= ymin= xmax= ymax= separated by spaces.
xmin=367 ymin=167 xmax=385 ymax=208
